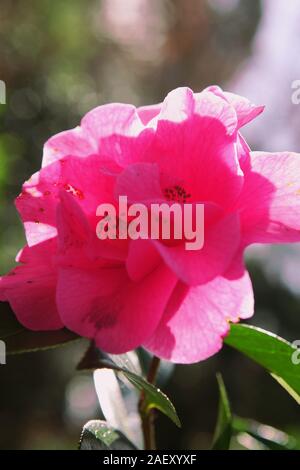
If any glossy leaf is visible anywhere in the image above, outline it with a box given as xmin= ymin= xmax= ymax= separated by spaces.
xmin=0 ymin=305 xmax=24 ymax=339
xmin=0 ymin=303 xmax=80 ymax=353
xmin=224 ymin=323 xmax=300 ymax=403
xmin=79 ymin=420 xmax=137 ymax=450
xmin=77 ymin=344 xmax=181 ymax=428
xmin=211 ymin=373 xmax=232 ymax=450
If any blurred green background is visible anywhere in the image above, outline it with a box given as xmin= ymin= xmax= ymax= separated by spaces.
xmin=0 ymin=0 xmax=300 ymax=450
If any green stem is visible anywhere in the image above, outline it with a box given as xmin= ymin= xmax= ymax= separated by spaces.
xmin=139 ymin=356 xmax=161 ymax=450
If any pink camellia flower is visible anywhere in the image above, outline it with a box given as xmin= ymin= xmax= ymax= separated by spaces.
xmin=1 ymin=86 xmax=300 ymax=363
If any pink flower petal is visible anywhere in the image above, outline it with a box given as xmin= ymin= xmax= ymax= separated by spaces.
xmin=81 ymin=103 xmax=155 ymax=167
xmin=0 ymin=240 xmax=62 ymax=330
xmin=56 ymin=189 xmax=128 ymax=265
xmin=238 ymin=151 xmax=300 ymax=244
xmin=115 ymin=162 xmax=163 ymax=203
xmin=42 ymin=126 xmax=96 ymax=168
xmin=16 ymin=154 xmax=117 ymax=247
xmin=56 ymin=191 xmax=90 ymax=263
xmin=224 ymin=91 xmax=265 ymax=128
xmin=137 ymin=103 xmax=161 ymax=125
xmin=142 ymin=87 xmax=243 ymax=210
xmin=144 ymin=255 xmax=254 ymax=363
xmin=153 ymin=211 xmax=240 ymax=286
xmin=126 ymin=239 xmax=162 ymax=281
xmin=204 ymin=85 xmax=264 ymax=128
xmin=56 ymin=264 xmax=177 ymax=354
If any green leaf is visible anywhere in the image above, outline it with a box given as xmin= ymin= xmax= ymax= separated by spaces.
xmin=233 ymin=417 xmax=297 ymax=450
xmin=271 ymin=374 xmax=300 ymax=405
xmin=212 ymin=373 xmax=232 ymax=450
xmin=77 ymin=344 xmax=181 ymax=428
xmin=0 ymin=303 xmax=81 ymax=353
xmin=0 ymin=305 xmax=24 ymax=340
xmin=224 ymin=323 xmax=300 ymax=404
xmin=5 ymin=328 xmax=81 ymax=354
xmin=79 ymin=420 xmax=137 ymax=450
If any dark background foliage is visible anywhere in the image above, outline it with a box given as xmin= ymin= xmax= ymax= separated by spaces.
xmin=0 ymin=0 xmax=300 ymax=449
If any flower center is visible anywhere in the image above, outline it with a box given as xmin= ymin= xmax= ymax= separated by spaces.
xmin=163 ymin=184 xmax=191 ymax=203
